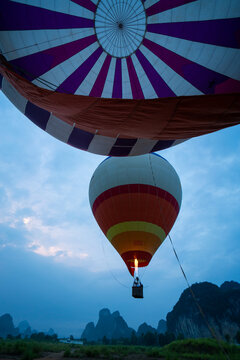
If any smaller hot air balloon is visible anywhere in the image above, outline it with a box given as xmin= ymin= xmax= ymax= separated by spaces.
xmin=89 ymin=154 xmax=182 ymax=298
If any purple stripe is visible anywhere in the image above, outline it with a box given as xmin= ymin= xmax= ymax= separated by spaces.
xmin=67 ymin=127 xmax=94 ymax=150
xmin=56 ymin=47 xmax=103 ymax=94
xmin=70 ymin=0 xmax=96 ymax=13
xmin=143 ymin=38 xmax=229 ymax=95
xmin=135 ymin=49 xmax=176 ymax=98
xmin=114 ymin=138 xmax=137 ymax=146
xmin=151 ymin=140 xmax=175 ymax=152
xmin=25 ymin=102 xmax=50 ymax=130
xmin=146 ymin=0 xmax=196 ymax=17
xmin=68 ymin=127 xmax=94 ymax=150
xmin=112 ymin=59 xmax=122 ymax=99
xmin=10 ymin=35 xmax=97 ymax=82
xmin=0 ymin=0 xmax=94 ymax=30
xmin=89 ymin=55 xmax=111 ymax=97
xmin=109 ymin=146 xmax=132 ymax=157
xmin=127 ymin=57 xmax=144 ymax=99
xmin=147 ymin=18 xmax=240 ymax=49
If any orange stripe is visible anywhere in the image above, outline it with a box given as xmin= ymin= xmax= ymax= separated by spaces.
xmin=94 ymin=193 xmax=178 ymax=235
xmin=110 ymin=231 xmax=164 ymax=257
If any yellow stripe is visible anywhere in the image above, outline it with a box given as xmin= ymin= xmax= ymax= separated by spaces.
xmin=106 ymin=221 xmax=166 ymax=242
xmin=111 ymin=231 xmax=164 ymax=256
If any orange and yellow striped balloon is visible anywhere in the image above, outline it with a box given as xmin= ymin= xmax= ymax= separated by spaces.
xmin=89 ymin=154 xmax=182 ymax=276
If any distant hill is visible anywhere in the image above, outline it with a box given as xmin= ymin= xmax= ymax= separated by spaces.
xmin=0 ymin=314 xmax=18 ymax=338
xmin=81 ymin=308 xmax=168 ymax=342
xmin=18 ymin=320 xmax=32 ymax=338
xmin=167 ymin=281 xmax=240 ymax=340
xmin=157 ymin=319 xmax=167 ymax=334
xmin=81 ymin=281 xmax=239 ymax=343
xmin=0 ymin=314 xmax=56 ymax=339
xmin=81 ymin=308 xmax=134 ymax=341
xmin=137 ymin=322 xmax=157 ymax=337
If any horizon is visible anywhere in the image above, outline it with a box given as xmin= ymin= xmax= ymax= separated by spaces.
xmin=1 ymin=278 xmax=239 ymax=338
xmin=0 ymin=92 xmax=240 ymax=338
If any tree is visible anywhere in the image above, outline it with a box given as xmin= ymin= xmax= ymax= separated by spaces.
xmin=236 ymin=331 xmax=240 ymax=344
xmin=102 ymin=335 xmax=109 ymax=345
xmin=224 ymin=334 xmax=230 ymax=343
xmin=158 ymin=333 xmax=166 ymax=347
xmin=143 ymin=332 xmax=157 ymax=346
xmin=130 ymin=331 xmax=138 ymax=345
xmin=177 ymin=333 xmax=184 ymax=340
xmin=158 ymin=332 xmax=176 ymax=346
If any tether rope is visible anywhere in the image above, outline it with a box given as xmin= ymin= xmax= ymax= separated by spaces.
xmin=148 ymin=154 xmax=230 ymax=360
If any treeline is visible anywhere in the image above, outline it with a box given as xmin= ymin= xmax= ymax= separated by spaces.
xmin=3 ymin=332 xmax=58 ymax=342
xmin=85 ymin=330 xmax=240 ymax=347
xmin=84 ymin=330 xmax=183 ymax=346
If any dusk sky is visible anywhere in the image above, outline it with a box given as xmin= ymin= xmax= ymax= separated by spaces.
xmin=0 ymin=91 xmax=239 ymax=337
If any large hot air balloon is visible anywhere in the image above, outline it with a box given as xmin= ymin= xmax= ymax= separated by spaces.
xmin=0 ymin=0 xmax=240 ymax=156
xmin=89 ymin=153 xmax=182 ymax=295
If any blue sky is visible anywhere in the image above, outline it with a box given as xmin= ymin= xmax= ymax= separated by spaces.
xmin=0 ymin=92 xmax=239 ymax=337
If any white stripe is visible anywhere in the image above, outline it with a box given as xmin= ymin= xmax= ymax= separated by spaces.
xmin=31 ymin=42 xmax=99 ymax=90
xmin=101 ymin=57 xmax=116 ymax=98
xmin=1 ymin=78 xmax=28 ymax=113
xmin=131 ymin=52 xmax=158 ymax=99
xmin=140 ymin=45 xmax=203 ymax=96
xmin=145 ymin=0 xmax=159 ymax=10
xmin=11 ymin=0 xmax=94 ymax=19
xmin=45 ymin=114 xmax=73 ymax=143
xmin=121 ymin=58 xmax=133 ymax=99
xmin=0 ymin=29 xmax=95 ymax=62
xmin=75 ymin=52 xmax=107 ymax=95
xmin=147 ymin=0 xmax=240 ymax=24
xmin=129 ymin=138 xmax=158 ymax=156
xmin=89 ymin=154 xmax=182 ymax=207
xmin=88 ymin=134 xmax=116 ymax=155
xmin=145 ymin=32 xmax=240 ymax=81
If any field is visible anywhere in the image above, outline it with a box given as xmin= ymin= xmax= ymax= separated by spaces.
xmin=0 ymin=338 xmax=240 ymax=360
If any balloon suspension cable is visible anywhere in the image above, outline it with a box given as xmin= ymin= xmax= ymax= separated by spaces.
xmin=168 ymin=234 xmax=231 ymax=360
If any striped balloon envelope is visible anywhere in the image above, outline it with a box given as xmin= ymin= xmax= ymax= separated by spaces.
xmin=89 ymin=154 xmax=182 ymax=275
xmin=0 ymin=0 xmax=240 ymax=156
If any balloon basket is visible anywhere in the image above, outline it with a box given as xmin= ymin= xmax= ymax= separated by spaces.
xmin=132 ymin=285 xmax=143 ymax=299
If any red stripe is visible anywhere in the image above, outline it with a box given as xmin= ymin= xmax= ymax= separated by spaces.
xmin=93 ymin=193 xmax=178 ymax=235
xmin=92 ymin=184 xmax=179 ymax=214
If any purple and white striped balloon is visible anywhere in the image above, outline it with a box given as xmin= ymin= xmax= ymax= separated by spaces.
xmin=0 ymin=0 xmax=239 ymax=156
